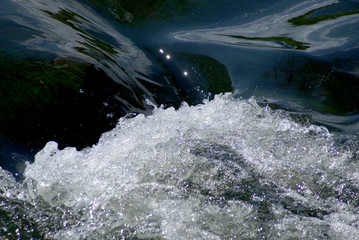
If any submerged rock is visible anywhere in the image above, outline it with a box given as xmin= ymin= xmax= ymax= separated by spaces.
xmin=154 ymin=50 xmax=233 ymax=104
xmin=267 ymin=56 xmax=359 ymax=115
xmin=0 ymin=53 xmax=139 ymax=149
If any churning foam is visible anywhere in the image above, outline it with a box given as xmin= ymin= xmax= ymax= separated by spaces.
xmin=2 ymin=93 xmax=359 ymax=239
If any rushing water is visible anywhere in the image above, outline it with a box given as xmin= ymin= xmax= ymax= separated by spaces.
xmin=3 ymin=94 xmax=359 ymax=239
xmin=1 ymin=0 xmax=359 ymax=239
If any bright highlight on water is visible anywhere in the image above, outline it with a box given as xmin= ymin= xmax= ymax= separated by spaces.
xmin=2 ymin=94 xmax=359 ymax=239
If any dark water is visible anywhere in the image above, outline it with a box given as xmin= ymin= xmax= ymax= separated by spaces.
xmin=1 ymin=0 xmax=359 ymax=239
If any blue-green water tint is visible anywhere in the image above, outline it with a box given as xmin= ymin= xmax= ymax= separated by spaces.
xmin=0 ymin=0 xmax=230 ymax=150
xmin=169 ymin=0 xmax=359 ymax=130
xmin=1 ymin=0 xmax=359 ymax=239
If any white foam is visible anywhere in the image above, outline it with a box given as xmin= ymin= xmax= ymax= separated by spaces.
xmin=17 ymin=93 xmax=359 ymax=239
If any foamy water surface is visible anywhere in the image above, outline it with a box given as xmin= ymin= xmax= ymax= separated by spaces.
xmin=2 ymin=94 xmax=359 ymax=239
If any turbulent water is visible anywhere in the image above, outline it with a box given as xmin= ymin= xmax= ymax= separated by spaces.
xmin=1 ymin=0 xmax=359 ymax=239
xmin=1 ymin=94 xmax=359 ymax=239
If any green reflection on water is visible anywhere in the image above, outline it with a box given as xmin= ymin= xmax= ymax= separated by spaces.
xmin=267 ymin=56 xmax=359 ymax=115
xmin=42 ymin=8 xmax=89 ymax=28
xmin=288 ymin=3 xmax=359 ymax=26
xmin=227 ymin=35 xmax=310 ymax=50
xmin=43 ymin=9 xmax=118 ymax=56
xmin=85 ymin=0 xmax=195 ymax=23
xmin=43 ymin=8 xmax=129 ymax=80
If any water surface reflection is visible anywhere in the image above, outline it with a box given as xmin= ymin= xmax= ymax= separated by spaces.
xmin=174 ymin=0 xmax=359 ymax=52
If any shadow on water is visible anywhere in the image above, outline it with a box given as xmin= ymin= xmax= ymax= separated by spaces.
xmin=265 ymin=56 xmax=359 ymax=115
xmin=0 ymin=52 xmax=148 ymax=149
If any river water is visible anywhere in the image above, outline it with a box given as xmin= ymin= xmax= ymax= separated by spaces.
xmin=1 ymin=0 xmax=359 ymax=239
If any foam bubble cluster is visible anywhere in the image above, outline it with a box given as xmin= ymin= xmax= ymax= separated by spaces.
xmin=12 ymin=94 xmax=359 ymax=238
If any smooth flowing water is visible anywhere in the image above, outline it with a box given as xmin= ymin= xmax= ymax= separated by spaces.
xmin=1 ymin=0 xmax=359 ymax=239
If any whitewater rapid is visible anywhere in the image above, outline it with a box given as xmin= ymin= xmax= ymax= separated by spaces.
xmin=2 ymin=93 xmax=359 ymax=239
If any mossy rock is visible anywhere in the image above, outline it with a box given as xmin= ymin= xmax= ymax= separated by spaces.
xmin=0 ymin=52 xmax=144 ymax=149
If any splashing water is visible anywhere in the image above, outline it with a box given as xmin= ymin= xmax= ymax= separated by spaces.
xmin=1 ymin=93 xmax=359 ymax=239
